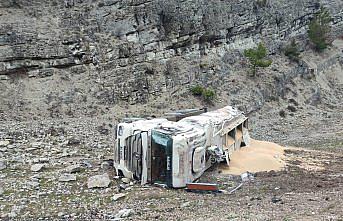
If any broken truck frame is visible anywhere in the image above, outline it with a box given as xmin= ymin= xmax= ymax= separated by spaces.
xmin=113 ymin=106 xmax=250 ymax=188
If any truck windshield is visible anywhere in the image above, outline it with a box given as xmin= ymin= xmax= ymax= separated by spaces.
xmin=151 ymin=131 xmax=173 ymax=187
xmin=125 ymin=133 xmax=142 ymax=179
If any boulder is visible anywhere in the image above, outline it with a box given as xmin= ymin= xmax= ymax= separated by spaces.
xmin=58 ymin=174 xmax=77 ymax=182
xmin=27 ymin=181 xmax=40 ymax=188
xmin=65 ymin=164 xmax=82 ymax=173
xmin=67 ymin=137 xmax=81 ymax=145
xmin=0 ymin=140 xmax=10 ymax=147
xmin=87 ymin=173 xmax=111 ymax=188
xmin=30 ymin=164 xmax=44 ymax=172
xmin=30 ymin=142 xmax=42 ymax=149
xmin=100 ymin=161 xmax=110 ymax=170
xmin=0 ymin=160 xmax=6 ymax=170
xmin=115 ymin=209 xmax=134 ymax=218
xmin=121 ymin=177 xmax=131 ymax=184
xmin=181 ymin=202 xmax=191 ymax=208
xmin=38 ymin=158 xmax=49 ymax=163
xmin=112 ymin=193 xmax=126 ymax=202
xmin=7 ymin=212 xmax=17 ymax=218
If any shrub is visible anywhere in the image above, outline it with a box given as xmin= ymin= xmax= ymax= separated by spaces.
xmin=199 ymin=62 xmax=209 ymax=69
xmin=308 ymin=7 xmax=331 ymax=52
xmin=190 ymin=85 xmax=204 ymax=96
xmin=244 ymin=43 xmax=272 ymax=76
xmin=256 ymin=0 xmax=267 ymax=7
xmin=287 ymin=105 xmax=297 ymax=112
xmin=279 ymin=110 xmax=286 ymax=118
xmin=190 ymin=85 xmax=216 ymax=103
xmin=284 ymin=39 xmax=300 ymax=62
xmin=202 ymin=89 xmax=216 ymax=102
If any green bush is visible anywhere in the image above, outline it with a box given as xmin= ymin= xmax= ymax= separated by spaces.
xmin=308 ymin=7 xmax=331 ymax=52
xmin=190 ymin=85 xmax=216 ymax=103
xmin=244 ymin=43 xmax=272 ymax=76
xmin=256 ymin=0 xmax=267 ymax=7
xmin=284 ymin=39 xmax=300 ymax=62
xmin=202 ymin=89 xmax=216 ymax=102
xmin=190 ymin=85 xmax=204 ymax=96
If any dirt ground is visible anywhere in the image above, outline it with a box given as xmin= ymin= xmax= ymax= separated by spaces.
xmin=71 ymin=143 xmax=343 ymax=221
xmin=1 ymin=125 xmax=342 ymax=220
xmin=123 ymin=144 xmax=343 ymax=221
xmin=0 ymin=97 xmax=343 ymax=220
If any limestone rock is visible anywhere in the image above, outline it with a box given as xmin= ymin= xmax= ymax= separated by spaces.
xmin=0 ymin=160 xmax=6 ymax=170
xmin=58 ymin=174 xmax=77 ymax=182
xmin=65 ymin=164 xmax=82 ymax=173
xmin=7 ymin=212 xmax=17 ymax=218
xmin=30 ymin=164 xmax=44 ymax=172
xmin=115 ymin=209 xmax=134 ymax=219
xmin=30 ymin=142 xmax=42 ymax=149
xmin=181 ymin=202 xmax=191 ymax=208
xmin=27 ymin=181 xmax=40 ymax=188
xmin=82 ymin=160 xmax=92 ymax=168
xmin=87 ymin=173 xmax=111 ymax=188
xmin=121 ymin=177 xmax=131 ymax=184
xmin=0 ymin=140 xmax=10 ymax=147
xmin=38 ymin=158 xmax=49 ymax=163
xmin=112 ymin=193 xmax=126 ymax=202
xmin=67 ymin=137 xmax=81 ymax=145
xmin=57 ymin=212 xmax=64 ymax=217
xmin=100 ymin=161 xmax=110 ymax=170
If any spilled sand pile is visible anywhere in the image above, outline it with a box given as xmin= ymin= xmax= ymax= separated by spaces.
xmin=219 ymin=139 xmax=285 ymax=175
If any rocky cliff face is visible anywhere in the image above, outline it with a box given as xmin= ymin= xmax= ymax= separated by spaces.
xmin=0 ymin=0 xmax=342 ymax=120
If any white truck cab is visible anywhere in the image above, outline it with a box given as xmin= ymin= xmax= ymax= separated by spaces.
xmin=113 ymin=118 xmax=168 ymax=184
xmin=114 ymin=106 xmax=250 ymax=188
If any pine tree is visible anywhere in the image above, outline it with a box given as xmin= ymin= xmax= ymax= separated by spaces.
xmin=284 ymin=39 xmax=300 ymax=62
xmin=244 ymin=43 xmax=272 ymax=76
xmin=308 ymin=7 xmax=331 ymax=52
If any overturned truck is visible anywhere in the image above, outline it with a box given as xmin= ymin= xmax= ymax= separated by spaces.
xmin=114 ymin=106 xmax=250 ymax=188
